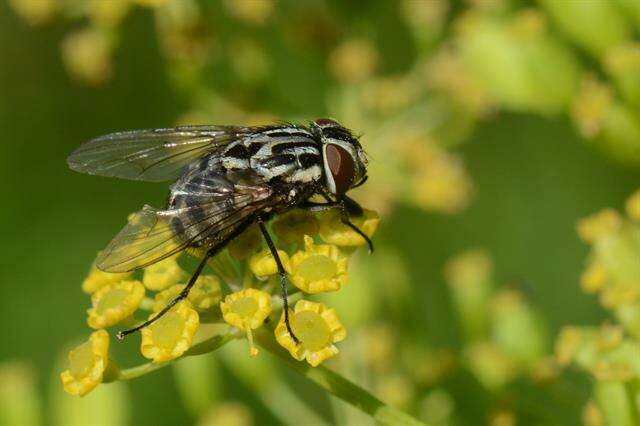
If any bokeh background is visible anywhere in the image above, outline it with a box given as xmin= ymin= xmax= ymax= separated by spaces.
xmin=2 ymin=0 xmax=640 ymax=425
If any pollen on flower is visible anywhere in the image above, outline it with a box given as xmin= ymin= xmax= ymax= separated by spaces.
xmin=87 ymin=280 xmax=145 ymax=329
xmin=143 ymin=255 xmax=188 ymax=291
xmin=318 ymin=209 xmax=380 ymax=247
xmin=289 ymin=236 xmax=348 ymax=294
xmin=140 ymin=301 xmax=199 ymax=363
xmin=275 ymin=300 xmax=346 ymax=367
xmin=81 ymin=264 xmax=132 ymax=294
xmin=60 ymin=330 xmax=109 ymax=397
xmin=272 ymin=210 xmax=319 ymax=245
xmin=220 ymin=289 xmax=272 ymax=357
xmin=249 ymin=249 xmax=290 ymax=279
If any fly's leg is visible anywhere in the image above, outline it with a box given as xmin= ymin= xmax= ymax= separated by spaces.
xmin=301 ymin=194 xmax=374 ymax=253
xmin=257 ymin=216 xmax=300 ymax=344
xmin=116 ymin=220 xmax=254 ymax=340
xmin=116 ymin=251 xmax=212 ymax=340
xmin=299 ymin=200 xmax=342 ymax=212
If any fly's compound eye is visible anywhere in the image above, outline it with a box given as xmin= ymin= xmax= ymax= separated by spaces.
xmin=314 ymin=118 xmax=340 ymax=127
xmin=324 ymin=143 xmax=355 ymax=195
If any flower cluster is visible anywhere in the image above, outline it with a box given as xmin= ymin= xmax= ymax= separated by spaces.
xmin=554 ymin=188 xmax=640 ymax=423
xmin=444 ymin=249 xmax=552 ymax=392
xmin=60 ymin=208 xmax=379 ymax=396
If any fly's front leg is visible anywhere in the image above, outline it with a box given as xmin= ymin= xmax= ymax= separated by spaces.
xmin=257 ymin=215 xmax=300 ymax=344
xmin=299 ymin=200 xmax=342 ymax=212
xmin=302 ymin=193 xmax=374 ymax=253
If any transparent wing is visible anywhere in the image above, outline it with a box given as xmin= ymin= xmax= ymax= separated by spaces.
xmin=67 ymin=125 xmax=249 ymax=182
xmin=96 ymin=170 xmax=274 ymax=272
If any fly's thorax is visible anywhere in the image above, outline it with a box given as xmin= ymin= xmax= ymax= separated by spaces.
xmin=220 ymin=127 xmax=324 ymax=185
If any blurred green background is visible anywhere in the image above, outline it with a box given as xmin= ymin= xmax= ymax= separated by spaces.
xmin=2 ymin=0 xmax=640 ymax=425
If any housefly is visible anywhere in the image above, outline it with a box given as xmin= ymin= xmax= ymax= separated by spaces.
xmin=67 ymin=118 xmax=372 ymax=342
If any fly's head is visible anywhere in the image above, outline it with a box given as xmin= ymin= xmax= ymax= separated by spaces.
xmin=312 ymin=118 xmax=368 ymax=196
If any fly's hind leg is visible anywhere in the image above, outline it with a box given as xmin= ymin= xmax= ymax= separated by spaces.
xmin=117 ymin=221 xmax=253 ymax=340
xmin=257 ymin=215 xmax=300 ymax=344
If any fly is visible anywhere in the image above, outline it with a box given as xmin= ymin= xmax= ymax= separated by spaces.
xmin=67 ymin=118 xmax=373 ymax=343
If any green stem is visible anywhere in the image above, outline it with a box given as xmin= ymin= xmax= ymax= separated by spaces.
xmin=253 ymin=329 xmax=428 ymax=426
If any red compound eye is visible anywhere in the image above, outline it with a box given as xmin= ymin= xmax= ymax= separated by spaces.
xmin=314 ymin=118 xmax=339 ymax=127
xmin=324 ymin=144 xmax=355 ymax=195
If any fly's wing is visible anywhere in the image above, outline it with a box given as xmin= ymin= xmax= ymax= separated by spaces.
xmin=96 ymin=169 xmax=274 ymax=272
xmin=67 ymin=125 xmax=251 ymax=182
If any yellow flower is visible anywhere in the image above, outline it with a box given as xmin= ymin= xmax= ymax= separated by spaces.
xmin=318 ymin=209 xmax=380 ymax=247
xmin=626 ymin=189 xmax=640 ymax=222
xmin=596 ymin=323 xmax=624 ymax=352
xmin=143 ymin=256 xmax=188 ymax=291
xmin=580 ymin=259 xmax=609 ymax=294
xmin=289 ymin=236 xmax=348 ymax=294
xmin=328 ymin=38 xmax=378 ymax=84
xmin=375 ymin=374 xmax=414 ymax=409
xmin=223 ymin=0 xmax=274 ymax=25
xmin=60 ymin=330 xmax=109 ymax=397
xmin=221 ymin=289 xmax=272 ymax=356
xmin=153 ymin=284 xmax=183 ymax=312
xmin=188 ymin=276 xmax=222 ymax=311
xmin=275 ymin=300 xmax=346 ymax=367
xmin=464 ymin=342 xmax=517 ymax=391
xmin=227 ymin=224 xmax=262 ymax=260
xmin=599 ymin=282 xmax=640 ymax=309
xmin=82 ymin=264 xmax=131 ymax=294
xmin=199 ymin=402 xmax=253 ymax=426
xmin=248 ymin=249 xmax=290 ymax=279
xmin=153 ymin=276 xmax=221 ymax=312
xmin=61 ymin=28 xmax=113 ymax=86
xmin=576 ymin=208 xmax=623 ymax=243
xmin=134 ymin=0 xmax=169 ymax=7
xmin=272 ymin=210 xmax=319 ymax=245
xmin=8 ymin=0 xmax=57 ymax=25
xmin=554 ymin=326 xmax=583 ymax=365
xmin=410 ymin=148 xmax=474 ymax=214
xmin=87 ymin=281 xmax=145 ymax=329
xmin=140 ymin=302 xmax=199 ymax=363
xmin=88 ymin=0 xmax=130 ymax=28
xmin=570 ymin=75 xmax=613 ymax=138
xmin=582 ymin=400 xmax=604 ymax=426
